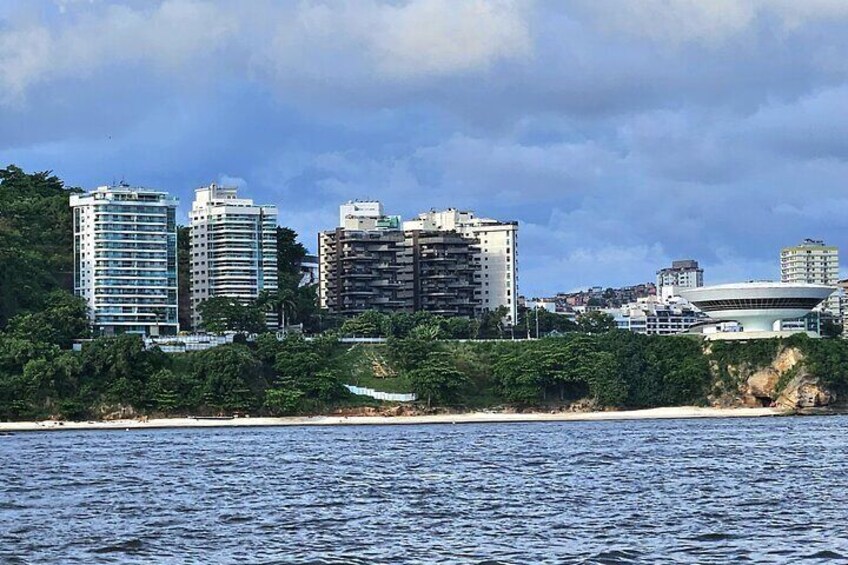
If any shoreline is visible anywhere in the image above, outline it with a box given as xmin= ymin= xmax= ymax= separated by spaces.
xmin=0 ymin=406 xmax=790 ymax=432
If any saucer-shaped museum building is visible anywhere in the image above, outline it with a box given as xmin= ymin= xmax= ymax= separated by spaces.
xmin=679 ymin=282 xmax=835 ymax=334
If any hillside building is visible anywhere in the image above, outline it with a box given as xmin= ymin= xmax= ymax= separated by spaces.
xmin=657 ymin=259 xmax=703 ymax=302
xmin=404 ymin=208 xmax=519 ymax=323
xmin=780 ymin=239 xmax=840 ymax=317
xmin=71 ymin=184 xmax=178 ymax=336
xmin=318 ymin=225 xmax=479 ymax=317
xmin=189 ymin=184 xmax=278 ymax=329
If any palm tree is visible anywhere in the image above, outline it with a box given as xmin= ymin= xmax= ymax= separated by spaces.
xmin=277 ymin=288 xmax=298 ymax=332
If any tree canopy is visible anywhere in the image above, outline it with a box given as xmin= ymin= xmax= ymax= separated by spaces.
xmin=0 ymin=165 xmax=80 ymax=327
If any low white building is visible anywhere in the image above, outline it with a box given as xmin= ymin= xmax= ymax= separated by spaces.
xmin=607 ymin=296 xmax=704 ymax=335
xmin=339 ymin=200 xmax=384 ymax=227
xmin=524 ymin=298 xmax=558 ymax=313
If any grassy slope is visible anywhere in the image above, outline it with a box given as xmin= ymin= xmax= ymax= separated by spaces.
xmin=327 ymin=342 xmax=503 ymax=407
xmin=329 ymin=343 xmax=414 ymax=393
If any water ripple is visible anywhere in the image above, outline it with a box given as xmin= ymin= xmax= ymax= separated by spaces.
xmin=1 ymin=417 xmax=848 ymax=563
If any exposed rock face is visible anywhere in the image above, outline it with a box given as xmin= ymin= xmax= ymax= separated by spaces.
xmin=715 ymin=346 xmax=836 ymax=409
xmin=747 ymin=368 xmax=780 ymax=400
xmin=773 ymin=347 xmax=805 ymax=373
xmin=777 ymin=374 xmax=836 ymax=409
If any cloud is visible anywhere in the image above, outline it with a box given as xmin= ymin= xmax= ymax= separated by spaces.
xmin=576 ymin=0 xmax=848 ymax=45
xmin=0 ymin=0 xmax=239 ymax=104
xmin=268 ymin=0 xmax=531 ymax=81
xmin=368 ymin=0 xmax=532 ymax=77
xmin=5 ymin=0 xmax=848 ymax=296
xmin=0 ymin=24 xmax=51 ymax=104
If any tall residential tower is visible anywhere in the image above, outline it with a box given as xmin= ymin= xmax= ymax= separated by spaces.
xmin=71 ymin=184 xmax=178 ymax=336
xmin=780 ymin=239 xmax=840 ymax=316
xmin=189 ymin=184 xmax=278 ymax=329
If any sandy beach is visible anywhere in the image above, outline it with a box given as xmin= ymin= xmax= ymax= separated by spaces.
xmin=0 ymin=406 xmax=788 ymax=432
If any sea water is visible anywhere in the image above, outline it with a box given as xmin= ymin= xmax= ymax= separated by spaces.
xmin=1 ymin=416 xmax=847 ymax=563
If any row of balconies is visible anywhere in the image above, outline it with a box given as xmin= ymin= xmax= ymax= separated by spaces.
xmin=95 ymin=242 xmax=169 ymax=250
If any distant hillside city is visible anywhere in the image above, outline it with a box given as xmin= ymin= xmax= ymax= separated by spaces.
xmin=3 ymin=164 xmax=844 ymax=342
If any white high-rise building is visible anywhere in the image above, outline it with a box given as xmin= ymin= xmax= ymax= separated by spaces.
xmin=190 ymin=184 xmax=278 ymax=329
xmin=71 ymin=184 xmax=179 ymax=337
xmin=781 ymin=239 xmax=840 ymax=316
xmin=404 ymin=208 xmax=519 ymax=323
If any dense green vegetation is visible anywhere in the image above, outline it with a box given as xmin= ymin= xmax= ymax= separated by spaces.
xmin=177 ymin=226 xmax=192 ymax=330
xmin=0 ymin=165 xmax=79 ymax=326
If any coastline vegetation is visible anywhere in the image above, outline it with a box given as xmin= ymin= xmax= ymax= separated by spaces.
xmin=2 ymin=164 xmax=847 ymax=422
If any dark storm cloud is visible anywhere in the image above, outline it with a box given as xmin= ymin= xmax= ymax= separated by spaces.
xmin=3 ymin=0 xmax=848 ymax=295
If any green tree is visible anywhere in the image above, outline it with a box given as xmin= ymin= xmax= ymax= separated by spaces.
xmin=340 ymin=311 xmax=390 ymax=337
xmin=409 ymin=352 xmax=468 ymax=407
xmin=276 ymin=227 xmax=308 ymax=290
xmin=274 ymin=336 xmax=324 ymax=388
xmin=274 ymin=227 xmax=321 ymax=331
xmin=0 ymin=165 xmax=81 ymax=327
xmin=264 ymin=387 xmax=305 ymax=415
xmin=294 ymin=285 xmax=320 ymax=333
xmin=147 ymin=368 xmax=198 ymax=413
xmin=6 ymin=291 xmax=90 ymax=348
xmin=177 ymin=226 xmax=192 ymax=331
xmin=255 ymin=332 xmax=282 ymax=364
xmin=439 ymin=317 xmax=479 ymax=339
xmin=387 ymin=335 xmax=440 ymax=373
xmin=477 ymin=306 xmax=510 ymax=339
xmin=19 ymin=352 xmax=81 ymax=415
xmin=577 ymin=311 xmax=617 ymax=334
xmin=197 ymin=297 xmax=267 ymax=334
xmin=192 ymin=344 xmax=265 ymax=412
xmin=79 ymin=335 xmax=168 ymax=408
xmin=522 ymin=308 xmax=578 ymax=338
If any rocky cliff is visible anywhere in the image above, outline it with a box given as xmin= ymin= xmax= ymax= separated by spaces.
xmin=709 ymin=345 xmax=836 ymax=410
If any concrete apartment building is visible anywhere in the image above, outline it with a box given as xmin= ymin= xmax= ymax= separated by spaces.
xmin=189 ymin=184 xmax=278 ymax=329
xmin=319 ymin=228 xmax=410 ymax=314
xmin=656 ymin=259 xmax=703 ymax=302
xmin=780 ymin=239 xmax=840 ymax=317
xmin=404 ymin=208 xmax=519 ymax=323
xmin=318 ymin=226 xmax=479 ymax=317
xmin=71 ymin=184 xmax=178 ymax=336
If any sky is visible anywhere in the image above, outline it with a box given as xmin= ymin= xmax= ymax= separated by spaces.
xmin=3 ymin=0 xmax=848 ymax=297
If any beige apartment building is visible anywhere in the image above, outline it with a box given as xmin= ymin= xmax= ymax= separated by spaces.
xmin=780 ymin=239 xmax=840 ymax=317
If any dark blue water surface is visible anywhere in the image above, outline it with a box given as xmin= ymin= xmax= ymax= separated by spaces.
xmin=1 ymin=416 xmax=848 ymax=564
